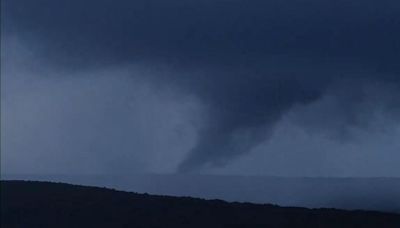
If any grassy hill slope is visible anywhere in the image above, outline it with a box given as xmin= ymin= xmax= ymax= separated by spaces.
xmin=1 ymin=180 xmax=400 ymax=228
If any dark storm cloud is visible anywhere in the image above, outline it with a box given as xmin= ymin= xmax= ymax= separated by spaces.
xmin=1 ymin=40 xmax=201 ymax=174
xmin=4 ymin=0 xmax=400 ymax=68
xmin=2 ymin=0 xmax=400 ymax=172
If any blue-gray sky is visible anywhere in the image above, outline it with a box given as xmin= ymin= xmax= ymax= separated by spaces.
xmin=1 ymin=0 xmax=400 ymax=176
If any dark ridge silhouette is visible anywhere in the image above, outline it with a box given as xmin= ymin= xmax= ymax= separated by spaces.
xmin=1 ymin=180 xmax=400 ymax=228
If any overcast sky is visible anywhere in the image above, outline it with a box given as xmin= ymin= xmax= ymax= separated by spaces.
xmin=1 ymin=0 xmax=400 ymax=177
